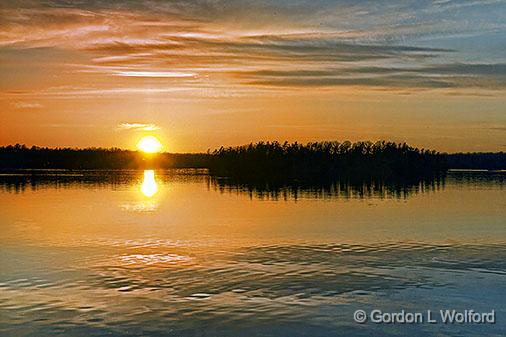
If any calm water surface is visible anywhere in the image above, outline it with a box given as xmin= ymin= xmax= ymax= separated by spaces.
xmin=0 ymin=170 xmax=505 ymax=336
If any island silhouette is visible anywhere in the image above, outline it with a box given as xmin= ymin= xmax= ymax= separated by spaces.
xmin=0 ymin=141 xmax=504 ymax=183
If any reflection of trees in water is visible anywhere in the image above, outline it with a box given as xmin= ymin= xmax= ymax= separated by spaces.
xmin=0 ymin=171 xmax=135 ymax=193
xmin=209 ymin=172 xmax=505 ymax=200
xmin=209 ymin=175 xmax=446 ymax=200
xmin=1 ymin=170 xmax=503 ymax=200
xmin=448 ymin=171 xmax=505 ymax=187
xmin=0 ymin=169 xmax=207 ymax=194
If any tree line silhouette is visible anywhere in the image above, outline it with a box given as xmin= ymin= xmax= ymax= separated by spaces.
xmin=207 ymin=141 xmax=445 ymax=181
xmin=0 ymin=144 xmax=209 ymax=169
xmin=446 ymin=152 xmax=506 ymax=170
xmin=0 ymin=142 xmax=504 ymax=181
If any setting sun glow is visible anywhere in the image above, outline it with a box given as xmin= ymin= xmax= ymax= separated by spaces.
xmin=137 ymin=136 xmax=162 ymax=153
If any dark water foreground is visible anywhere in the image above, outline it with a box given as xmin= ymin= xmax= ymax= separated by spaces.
xmin=0 ymin=170 xmax=505 ymax=337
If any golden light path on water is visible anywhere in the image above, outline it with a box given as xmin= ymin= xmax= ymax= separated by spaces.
xmin=0 ymin=171 xmax=505 ymax=337
xmin=140 ymin=170 xmax=158 ymax=198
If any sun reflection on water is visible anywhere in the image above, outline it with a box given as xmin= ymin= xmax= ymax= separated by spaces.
xmin=141 ymin=170 xmax=158 ymax=197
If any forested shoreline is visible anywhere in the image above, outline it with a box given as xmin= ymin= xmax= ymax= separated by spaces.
xmin=208 ymin=141 xmax=445 ymax=180
xmin=0 ymin=144 xmax=209 ymax=169
xmin=0 ymin=143 xmax=504 ymax=179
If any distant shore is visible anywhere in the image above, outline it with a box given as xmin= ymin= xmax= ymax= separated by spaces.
xmin=0 ymin=143 xmax=504 ymax=180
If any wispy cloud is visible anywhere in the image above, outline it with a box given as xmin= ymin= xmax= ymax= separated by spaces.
xmin=230 ymin=63 xmax=506 ymax=90
xmin=112 ymin=70 xmax=196 ymax=78
xmin=117 ymin=123 xmax=161 ymax=131
xmin=12 ymin=102 xmax=43 ymax=109
xmin=0 ymin=0 xmax=505 ymax=95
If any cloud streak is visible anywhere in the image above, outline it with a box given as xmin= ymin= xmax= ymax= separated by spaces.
xmin=12 ymin=101 xmax=43 ymax=109
xmin=0 ymin=0 xmax=505 ymax=95
xmin=230 ymin=63 xmax=506 ymax=90
xmin=117 ymin=123 xmax=161 ymax=131
xmin=112 ymin=70 xmax=196 ymax=78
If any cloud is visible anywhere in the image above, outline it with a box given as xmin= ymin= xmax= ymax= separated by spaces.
xmin=229 ymin=63 xmax=506 ymax=90
xmin=117 ymin=123 xmax=161 ymax=131
xmin=111 ymin=70 xmax=196 ymax=78
xmin=12 ymin=102 xmax=43 ymax=109
xmin=1 ymin=0 xmax=505 ymax=95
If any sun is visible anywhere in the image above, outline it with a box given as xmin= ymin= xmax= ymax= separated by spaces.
xmin=137 ymin=136 xmax=162 ymax=153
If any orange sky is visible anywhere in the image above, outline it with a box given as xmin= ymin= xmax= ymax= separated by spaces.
xmin=1 ymin=0 xmax=505 ymax=152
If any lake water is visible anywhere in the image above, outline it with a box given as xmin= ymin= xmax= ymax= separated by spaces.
xmin=0 ymin=170 xmax=505 ymax=336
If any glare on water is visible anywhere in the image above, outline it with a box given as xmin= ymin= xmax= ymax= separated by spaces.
xmin=140 ymin=170 xmax=158 ymax=197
